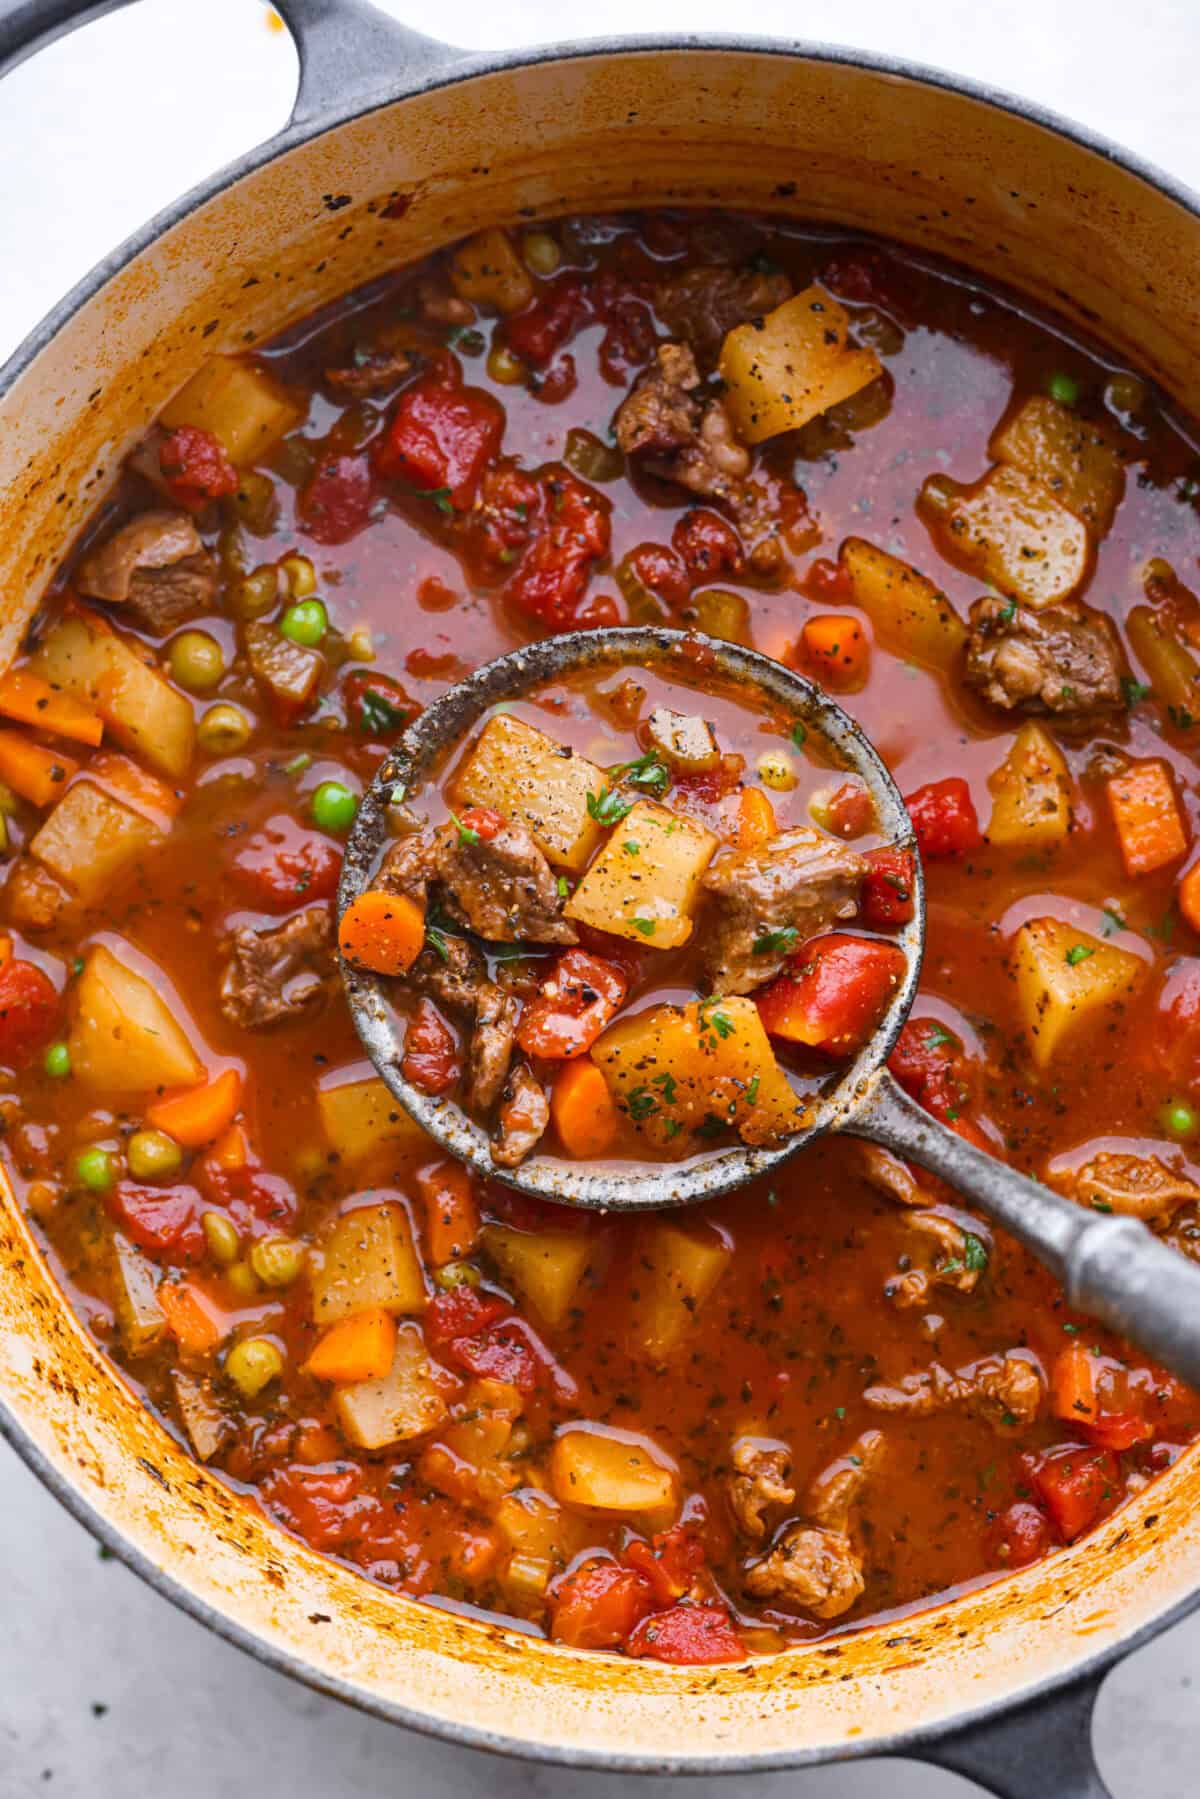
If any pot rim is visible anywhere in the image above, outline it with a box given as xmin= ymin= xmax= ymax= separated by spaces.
xmin=4 ymin=24 xmax=1200 ymax=1771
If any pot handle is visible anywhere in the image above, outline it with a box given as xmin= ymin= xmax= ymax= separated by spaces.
xmin=0 ymin=0 xmax=462 ymax=119
xmin=908 ymin=1669 xmax=1111 ymax=1798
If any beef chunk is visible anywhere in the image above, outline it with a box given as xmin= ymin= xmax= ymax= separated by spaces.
xmin=964 ymin=596 xmax=1125 ymax=720
xmin=613 ymin=342 xmax=750 ymax=506
xmin=888 ymin=1211 xmax=984 ymax=1307
xmin=728 ymin=1438 xmax=795 ymax=1541
xmin=654 ymin=266 xmax=793 ymax=365
xmin=701 ymin=826 xmax=867 ymax=995
xmin=377 ymin=832 xmax=439 ymax=907
xmin=1063 ymin=1151 xmax=1200 ymax=1223
xmin=325 ymin=337 xmax=414 ymax=398
xmin=466 ymin=982 xmax=521 ymax=1114
xmin=77 ymin=509 xmax=218 ymax=634
xmin=864 ymin=1351 xmax=1043 ymax=1432
xmin=491 ymin=1061 xmax=550 ymax=1167
xmin=434 ymin=819 xmax=576 ymax=945
xmin=743 ymin=1431 xmax=880 ymax=1619
xmin=408 ymin=933 xmax=488 ymax=1013
xmin=219 ymin=905 xmax=336 ymax=1029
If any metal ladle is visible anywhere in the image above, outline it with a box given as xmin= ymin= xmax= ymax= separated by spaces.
xmin=339 ymin=626 xmax=1200 ymax=1388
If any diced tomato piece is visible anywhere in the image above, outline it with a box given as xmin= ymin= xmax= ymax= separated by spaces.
xmin=158 ymin=425 xmax=239 ymax=507
xmin=1051 ymin=1341 xmax=1156 ymax=1451
xmin=425 ymin=1286 xmax=509 ymax=1345
xmin=672 ymin=752 xmax=745 ymax=806
xmin=530 ymin=350 xmax=577 ymax=405
xmin=231 ymin=815 xmax=342 ymax=910
xmin=341 ymin=669 xmax=418 ymax=741
xmin=672 ymin=509 xmax=744 ymax=580
xmin=374 ymin=361 xmax=504 ymax=511
xmin=624 ymin=1526 xmax=706 ymax=1605
xmin=550 ymin=1559 xmax=655 ymax=1649
xmin=198 ymin=1157 xmax=299 ymax=1232
xmin=107 ymin=1181 xmax=206 ymax=1264
xmin=625 ymin=1602 xmax=746 ymax=1665
xmin=825 ymin=780 xmax=875 ymax=840
xmin=456 ymin=806 xmax=504 ymax=841
xmin=258 ymin=1463 xmax=369 ymax=1554
xmin=756 ymin=933 xmax=907 ymax=1054
xmin=905 ymin=777 xmax=981 ymax=860
xmin=888 ymin=1016 xmax=973 ymax=1122
xmin=861 ymin=847 xmax=917 ymax=928
xmin=444 ymin=1318 xmax=545 ymax=1393
xmin=0 ymin=959 xmax=59 ymax=1067
xmin=598 ymin=299 xmax=657 ymax=385
xmin=1027 ymin=1445 xmax=1121 ymax=1543
xmin=461 ymin=459 xmax=541 ymax=585
xmin=625 ymin=541 xmax=690 ymax=611
xmin=297 ymin=452 xmax=375 ymax=544
xmin=984 ymin=1500 xmax=1054 ymax=1570
xmin=402 ymin=999 xmax=460 ymax=1096
xmin=502 ymin=274 xmax=591 ymax=367
xmin=516 ymin=948 xmax=628 ymax=1059
xmin=505 ymin=466 xmax=612 ymax=630
xmin=805 ymin=556 xmax=855 ymax=605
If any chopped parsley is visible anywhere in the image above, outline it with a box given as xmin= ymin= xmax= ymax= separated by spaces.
xmin=615 ymin=749 xmax=671 ymax=797
xmin=556 ymin=875 xmax=569 ymax=899
xmin=1122 ymin=676 xmax=1152 ymax=709
xmin=923 ymin=1023 xmax=953 ymax=1049
xmin=652 ymin=1072 xmax=678 ymax=1105
xmin=445 ymin=325 xmax=485 ymax=356
xmin=752 ymin=924 xmax=799 ymax=956
xmin=963 ymin=1233 xmax=989 ymax=1273
xmin=1169 ymin=704 xmax=1196 ymax=730
xmin=701 ymin=1003 xmax=735 ymax=1040
xmin=425 ymin=924 xmax=450 ymax=962
xmin=420 ymin=486 xmax=455 ymax=515
xmin=1100 ymin=907 xmax=1127 ymax=937
xmin=357 ymin=688 xmax=410 ymax=735
xmin=622 ymin=839 xmax=640 ymax=857
xmin=1065 ymin=943 xmax=1094 ymax=966
xmin=791 ymin=720 xmax=807 ymax=749
xmin=746 ymin=1075 xmax=761 ymax=1105
xmin=998 ymin=598 xmax=1018 ymax=624
xmin=626 ymin=1086 xmax=658 ymax=1120
xmin=587 ymin=785 xmax=635 ymax=826
xmin=632 ymin=916 xmax=658 ymax=937
xmin=448 ymin=809 xmax=479 ymax=847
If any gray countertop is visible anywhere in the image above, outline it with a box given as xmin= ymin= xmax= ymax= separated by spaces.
xmin=2 ymin=1 xmax=1199 ymax=1791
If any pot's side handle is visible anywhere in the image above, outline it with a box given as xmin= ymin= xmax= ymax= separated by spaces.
xmin=0 ymin=0 xmax=131 ymax=77
xmin=908 ymin=1671 xmax=1112 ymax=1798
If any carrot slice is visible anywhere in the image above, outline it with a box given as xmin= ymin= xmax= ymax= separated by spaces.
xmin=338 ymin=889 xmax=426 ymax=975
xmin=158 ymin=1280 xmax=226 ymax=1355
xmin=736 ymin=786 xmax=777 ymax=850
xmin=415 ymin=1159 xmax=480 ymax=1264
xmin=1107 ymin=759 xmax=1188 ymax=876
xmin=147 ymin=1068 xmax=241 ymax=1147
xmin=552 ymin=1059 xmax=620 ymax=1159
xmin=1181 ymin=860 xmax=1200 ymax=935
xmin=0 ymin=731 xmax=79 ymax=808
xmin=0 ymin=670 xmax=103 ymax=747
xmin=306 ymin=1306 xmax=397 ymax=1383
xmin=800 ymin=614 xmax=870 ymax=688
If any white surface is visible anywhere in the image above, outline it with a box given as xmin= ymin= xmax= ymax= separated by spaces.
xmin=2 ymin=1 xmax=1200 ymax=1792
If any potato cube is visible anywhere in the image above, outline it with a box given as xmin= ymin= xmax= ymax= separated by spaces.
xmin=1010 ymin=917 xmax=1144 ymax=1068
xmin=30 ymin=779 xmax=165 ymax=905
xmin=111 ymin=1233 xmax=165 ymax=1355
xmin=840 ymin=537 xmax=966 ymax=673
xmin=161 ymin=356 xmax=304 ymax=466
xmin=550 ymin=1427 xmax=678 ymax=1515
xmin=317 ymin=1069 xmax=430 ymax=1169
xmin=986 ymin=723 xmax=1073 ymax=848
xmin=70 ymin=944 xmax=203 ymax=1094
xmin=449 ymin=228 xmax=534 ymax=316
xmin=591 ymin=996 xmax=804 ymax=1148
xmin=310 ymin=1199 xmax=426 ymax=1325
xmin=564 ymin=799 xmax=716 ymax=948
xmin=494 ymin=1486 xmax=588 ymax=1562
xmin=645 ymin=707 xmax=720 ymax=773
xmin=451 ymin=714 xmax=606 ymax=872
xmin=919 ymin=465 xmax=1089 ymax=609
xmin=990 ymin=396 xmax=1125 ymax=533
xmin=719 ymin=285 xmax=883 ymax=444
xmin=482 ymin=1224 xmax=596 ymax=1326
xmin=172 ymin=1370 xmax=230 ymax=1462
xmin=334 ymin=1321 xmax=447 ymax=1451
xmin=634 ymin=1219 xmax=733 ymax=1362
xmin=32 ymin=610 xmax=194 ymax=779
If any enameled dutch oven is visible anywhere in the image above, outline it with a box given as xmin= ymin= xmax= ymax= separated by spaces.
xmin=2 ymin=3 xmax=1199 ymax=1791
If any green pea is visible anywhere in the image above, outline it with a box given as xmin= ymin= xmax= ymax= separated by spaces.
xmin=1162 ymin=1099 xmax=1198 ymax=1140
xmin=202 ymin=1211 xmax=240 ymax=1265
xmin=225 ymin=1336 xmax=284 ymax=1399
xmin=280 ymin=598 xmax=328 ymax=647
xmin=75 ymin=1146 xmax=113 ymax=1193
xmin=1047 ymin=370 xmax=1081 ymax=407
xmin=249 ymin=1235 xmax=306 ymax=1288
xmin=230 ymin=565 xmax=281 ymax=619
xmin=42 ymin=1041 xmax=71 ymax=1080
xmin=169 ymin=630 xmax=226 ymax=693
xmin=197 ymin=703 xmax=252 ymax=755
xmin=435 ymin=1260 xmax=481 ymax=1291
xmin=127 ymin=1129 xmax=183 ymax=1182
xmin=311 ymin=780 xmax=358 ymax=835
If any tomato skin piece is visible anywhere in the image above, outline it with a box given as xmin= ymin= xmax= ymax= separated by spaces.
xmin=756 ymin=933 xmax=907 ymax=1053
xmin=672 ymin=509 xmax=744 ymax=580
xmin=426 ymin=1286 xmax=509 ymax=1345
xmin=861 ymin=847 xmax=917 ymax=927
xmin=550 ymin=1559 xmax=655 ymax=1650
xmin=341 ymin=670 xmax=418 ymax=742
xmin=401 ymin=999 xmax=460 ymax=1096
xmin=804 ymin=555 xmax=855 ymax=606
xmin=0 ymin=959 xmax=59 ymax=1067
xmin=258 ymin=1463 xmax=368 ymax=1554
xmin=502 ymin=273 xmax=590 ymax=367
xmin=231 ymin=816 xmax=342 ymax=911
xmin=456 ymin=806 xmax=504 ymax=841
xmin=626 ymin=542 xmax=691 ymax=611
xmin=624 ymin=1526 xmax=706 ymax=1605
xmin=107 ymin=1181 xmax=207 ymax=1264
xmin=516 ymin=948 xmax=628 ymax=1059
xmin=374 ymin=363 xmax=504 ymax=511
xmin=1027 ymin=1445 xmax=1121 ymax=1543
xmin=505 ymin=466 xmax=612 ymax=630
xmin=984 ymin=1501 xmax=1053 ymax=1570
xmin=905 ymin=777 xmax=982 ymax=859
xmin=888 ymin=1017 xmax=972 ymax=1122
xmin=158 ymin=425 xmax=239 ymax=507
xmin=297 ymin=452 xmax=375 ymax=544
xmin=626 ymin=1602 xmax=746 ymax=1665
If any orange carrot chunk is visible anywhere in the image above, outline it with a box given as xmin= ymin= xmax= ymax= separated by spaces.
xmin=552 ymin=1059 xmax=620 ymax=1159
xmin=306 ymin=1306 xmax=397 ymax=1383
xmin=415 ymin=1159 xmax=481 ymax=1264
xmin=0 ymin=670 xmax=103 ymax=747
xmin=1107 ymin=758 xmax=1188 ymax=876
xmin=147 ymin=1068 xmax=242 ymax=1147
xmin=158 ymin=1279 xmax=226 ymax=1355
xmin=1180 ymin=860 xmax=1200 ymax=935
xmin=338 ymin=889 xmax=426 ymax=974
xmin=0 ymin=730 xmax=79 ymax=808
xmin=799 ymin=614 xmax=870 ymax=689
xmin=735 ymin=785 xmax=777 ymax=850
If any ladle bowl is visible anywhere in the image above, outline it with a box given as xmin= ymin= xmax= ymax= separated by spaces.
xmin=339 ymin=625 xmax=1200 ymax=1389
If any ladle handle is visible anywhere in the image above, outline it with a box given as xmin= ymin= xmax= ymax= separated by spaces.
xmin=851 ymin=1069 xmax=1200 ymax=1391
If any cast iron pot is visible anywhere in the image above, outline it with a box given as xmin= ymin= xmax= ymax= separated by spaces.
xmin=2 ymin=3 xmax=1199 ymax=1791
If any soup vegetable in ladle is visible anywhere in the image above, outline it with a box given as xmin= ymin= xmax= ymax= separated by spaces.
xmin=339 ymin=626 xmax=1200 ymax=1389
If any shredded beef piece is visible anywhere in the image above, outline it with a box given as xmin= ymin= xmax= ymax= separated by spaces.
xmin=654 ymin=266 xmax=793 ymax=365
xmin=728 ymin=1438 xmax=796 ymax=1540
xmin=864 ymin=1351 xmax=1043 ymax=1432
xmin=433 ymin=818 xmax=576 ymax=945
xmin=325 ymin=340 xmax=414 ymax=398
xmin=743 ymin=1432 xmax=881 ymax=1619
xmin=701 ymin=826 xmax=867 ymax=995
xmin=613 ymin=342 xmax=750 ymax=506
xmin=77 ymin=509 xmax=218 ymax=634
xmin=491 ymin=1061 xmax=551 ymax=1167
xmin=219 ymin=905 xmax=336 ymax=1029
xmin=1062 ymin=1151 xmax=1200 ymax=1223
xmin=887 ymin=1210 xmax=984 ymax=1308
xmin=466 ymin=982 xmax=522 ymax=1115
xmin=964 ymin=596 xmax=1125 ymax=720
xmin=808 ymin=1430 xmax=884 ymax=1535
xmin=377 ymin=833 xmax=439 ymax=907
xmin=857 ymin=1142 xmax=927 ymax=1207
xmin=408 ymin=934 xmax=488 ymax=1013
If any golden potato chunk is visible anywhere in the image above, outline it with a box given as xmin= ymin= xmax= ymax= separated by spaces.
xmin=1010 ymin=917 xmax=1144 ymax=1068
xmin=449 ymin=228 xmax=534 ymax=316
xmin=591 ymin=995 xmax=804 ymax=1147
xmin=551 ymin=1428 xmax=679 ymax=1515
xmin=161 ymin=356 xmax=304 ymax=465
xmin=482 ymin=1224 xmax=597 ymax=1327
xmin=986 ymin=723 xmax=1073 ymax=847
xmin=634 ymin=1219 xmax=733 ymax=1361
xmin=990 ymin=396 xmax=1125 ymax=533
xmin=310 ymin=1200 xmax=426 ymax=1324
xmin=719 ymin=285 xmax=883 ymax=444
xmin=111 ymin=1234 xmax=165 ymax=1355
xmin=645 ymin=707 xmax=720 ymax=774
xmin=564 ymin=799 xmax=716 ymax=949
xmin=316 ymin=1070 xmax=430 ymax=1169
xmin=919 ymin=465 xmax=1089 ymax=609
xmin=334 ymin=1322 xmax=447 ymax=1451
xmin=30 ymin=778 xmax=165 ymax=906
xmin=451 ymin=713 xmax=606 ymax=872
xmin=32 ymin=610 xmax=194 ymax=779
xmin=840 ymin=537 xmax=966 ymax=673
xmin=69 ymin=944 xmax=203 ymax=1094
